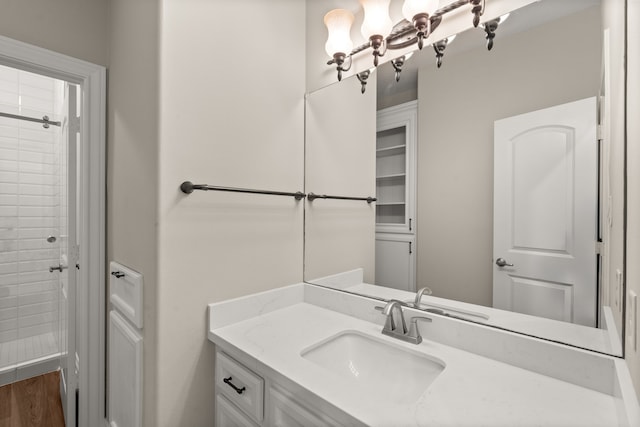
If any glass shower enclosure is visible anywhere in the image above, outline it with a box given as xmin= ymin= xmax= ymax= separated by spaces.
xmin=0 ymin=64 xmax=74 ymax=387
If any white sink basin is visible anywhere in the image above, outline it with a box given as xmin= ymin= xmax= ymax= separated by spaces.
xmin=301 ymin=331 xmax=445 ymax=404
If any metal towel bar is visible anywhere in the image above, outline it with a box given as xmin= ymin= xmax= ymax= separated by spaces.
xmin=180 ymin=181 xmax=306 ymax=200
xmin=307 ymin=192 xmax=376 ymax=204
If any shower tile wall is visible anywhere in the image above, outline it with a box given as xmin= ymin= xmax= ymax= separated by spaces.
xmin=0 ymin=65 xmax=64 ymax=366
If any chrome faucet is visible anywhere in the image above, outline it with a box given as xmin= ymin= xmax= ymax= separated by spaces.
xmin=413 ymin=286 xmax=433 ymax=308
xmin=380 ymin=299 xmax=431 ymax=345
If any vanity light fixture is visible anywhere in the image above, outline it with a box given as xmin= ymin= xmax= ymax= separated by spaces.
xmin=390 ymin=52 xmax=414 ymax=82
xmin=324 ymin=0 xmax=491 ymax=83
xmin=432 ymin=34 xmax=456 ymax=68
xmin=360 ymin=0 xmax=393 ymax=66
xmin=324 ymin=9 xmax=355 ymax=81
xmin=481 ymin=13 xmax=509 ymax=51
xmin=402 ymin=0 xmax=440 ymax=50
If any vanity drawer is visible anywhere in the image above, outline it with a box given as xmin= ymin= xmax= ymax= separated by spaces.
xmin=216 ymin=394 xmax=260 ymax=427
xmin=216 ymin=351 xmax=264 ymax=422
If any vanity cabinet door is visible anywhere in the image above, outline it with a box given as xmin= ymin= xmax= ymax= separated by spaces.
xmin=375 ymin=233 xmax=416 ymax=292
xmin=216 ymin=395 xmax=260 ymax=427
xmin=267 ymin=386 xmax=337 ymax=427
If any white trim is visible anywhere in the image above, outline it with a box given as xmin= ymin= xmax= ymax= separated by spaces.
xmin=0 ymin=35 xmax=106 ymax=427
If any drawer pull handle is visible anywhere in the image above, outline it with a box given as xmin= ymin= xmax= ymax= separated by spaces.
xmin=223 ymin=376 xmax=246 ymax=394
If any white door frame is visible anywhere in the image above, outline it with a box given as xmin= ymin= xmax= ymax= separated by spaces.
xmin=0 ymin=36 xmax=106 ymax=426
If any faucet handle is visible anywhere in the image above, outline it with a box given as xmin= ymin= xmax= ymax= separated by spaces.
xmin=407 ymin=316 xmax=433 ymax=344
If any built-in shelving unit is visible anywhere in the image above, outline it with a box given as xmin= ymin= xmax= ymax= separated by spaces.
xmin=375 ymin=101 xmax=416 ymax=233
xmin=375 ymin=100 xmax=417 ymax=292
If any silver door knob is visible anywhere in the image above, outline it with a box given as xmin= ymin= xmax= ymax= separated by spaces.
xmin=495 ymin=258 xmax=514 ymax=267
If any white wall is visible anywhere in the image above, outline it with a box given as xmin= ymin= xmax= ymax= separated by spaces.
xmin=416 ymin=7 xmax=601 ymax=306
xmin=626 ymin=0 xmax=640 ymax=401
xmin=0 ymin=0 xmax=107 ymax=66
xmin=156 ymin=1 xmax=306 ymax=425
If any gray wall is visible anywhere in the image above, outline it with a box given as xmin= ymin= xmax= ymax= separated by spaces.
xmin=417 ymin=6 xmax=601 ymax=306
xmin=0 ymin=0 xmax=107 ymax=66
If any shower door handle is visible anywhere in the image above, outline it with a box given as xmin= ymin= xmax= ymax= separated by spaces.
xmin=49 ymin=264 xmax=68 ymax=273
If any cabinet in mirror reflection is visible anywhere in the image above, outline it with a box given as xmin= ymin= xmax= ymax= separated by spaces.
xmin=375 ymin=101 xmax=417 ymax=292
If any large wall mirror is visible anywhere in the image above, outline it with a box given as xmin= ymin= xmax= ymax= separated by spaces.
xmin=304 ymin=0 xmax=626 ymax=357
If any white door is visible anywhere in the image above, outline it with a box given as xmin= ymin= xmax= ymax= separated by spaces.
xmin=58 ymin=83 xmax=79 ymax=427
xmin=493 ymin=97 xmax=597 ymax=327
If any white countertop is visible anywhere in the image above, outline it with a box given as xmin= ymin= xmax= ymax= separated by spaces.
xmin=208 ymin=284 xmax=636 ymax=427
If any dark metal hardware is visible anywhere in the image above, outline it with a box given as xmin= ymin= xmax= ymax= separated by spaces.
xmin=223 ymin=377 xmax=246 ymax=395
xmin=356 ymin=69 xmax=372 ymax=94
xmin=409 ymin=218 xmax=412 ymax=231
xmin=180 ymin=181 xmax=305 ymax=200
xmin=49 ymin=264 xmax=67 ymax=273
xmin=307 ymin=192 xmax=377 ymax=204
xmin=409 ymin=242 xmax=412 ymax=254
xmin=111 ymin=271 xmax=125 ymax=279
xmin=47 ymin=235 xmax=57 ymax=243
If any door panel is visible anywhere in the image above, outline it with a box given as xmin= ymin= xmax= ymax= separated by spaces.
xmin=512 ymin=127 xmax=573 ymax=252
xmin=59 ymin=82 xmax=79 ymax=427
xmin=493 ymin=97 xmax=597 ymax=327
xmin=509 ymin=276 xmax=573 ymax=322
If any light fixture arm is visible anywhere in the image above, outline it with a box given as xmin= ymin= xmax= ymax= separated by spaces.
xmin=356 ymin=70 xmax=372 ymax=94
xmin=369 ymin=36 xmax=388 ymax=67
xmin=484 ymin=19 xmax=499 ymax=51
xmin=412 ymin=13 xmax=432 ymax=50
xmin=470 ymin=0 xmax=485 ymax=28
xmin=433 ymin=40 xmax=447 ymax=68
xmin=328 ymin=53 xmax=353 ymax=81
xmin=391 ymin=56 xmax=406 ymax=82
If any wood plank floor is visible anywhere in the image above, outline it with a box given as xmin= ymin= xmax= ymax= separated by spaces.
xmin=0 ymin=371 xmax=65 ymax=427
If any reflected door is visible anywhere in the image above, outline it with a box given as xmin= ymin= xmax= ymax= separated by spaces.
xmin=493 ymin=97 xmax=597 ymax=326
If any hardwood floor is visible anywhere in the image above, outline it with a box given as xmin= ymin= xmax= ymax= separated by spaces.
xmin=0 ymin=371 xmax=65 ymax=427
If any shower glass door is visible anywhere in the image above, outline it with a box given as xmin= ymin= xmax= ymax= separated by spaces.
xmin=57 ymin=82 xmax=79 ymax=426
xmin=0 ymin=64 xmax=67 ymax=386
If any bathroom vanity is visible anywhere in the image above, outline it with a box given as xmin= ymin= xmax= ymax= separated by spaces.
xmin=208 ymin=283 xmax=640 ymax=426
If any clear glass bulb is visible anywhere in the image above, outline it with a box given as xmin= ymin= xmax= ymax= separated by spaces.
xmin=324 ymin=9 xmax=355 ymax=57
xmin=360 ymin=0 xmax=393 ymax=39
